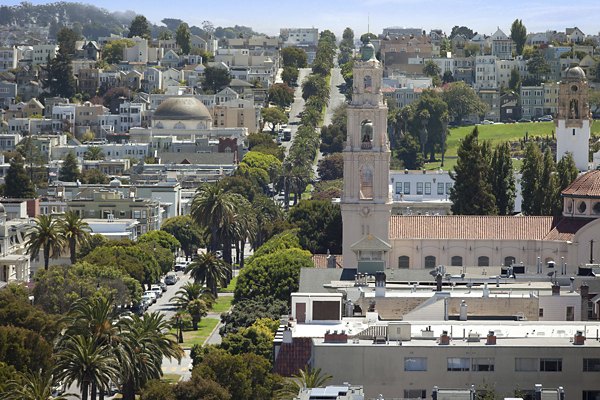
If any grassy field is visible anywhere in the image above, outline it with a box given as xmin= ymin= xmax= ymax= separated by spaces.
xmin=171 ymin=318 xmax=220 ymax=348
xmin=219 ymin=276 xmax=237 ymax=293
xmin=211 ymin=296 xmax=233 ymax=313
xmin=161 ymin=374 xmax=181 ymax=383
xmin=423 ymin=121 xmax=600 ymax=171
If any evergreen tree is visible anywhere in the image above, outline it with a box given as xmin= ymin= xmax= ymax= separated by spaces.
xmin=56 ymin=27 xmax=80 ymax=56
xmin=555 ymin=152 xmax=579 ymax=215
xmin=509 ymin=68 xmax=521 ymax=92
xmin=395 ymin=133 xmax=424 ymax=170
xmin=175 ymin=23 xmax=191 ymax=54
xmin=510 ymin=19 xmax=527 ymax=56
xmin=449 ymin=127 xmax=497 ymax=215
xmin=540 ymin=147 xmax=558 ymax=215
xmin=4 ymin=154 xmax=36 ymax=198
xmin=128 ymin=15 xmax=151 ymax=39
xmin=58 ymin=152 xmax=80 ymax=182
xmin=520 ymin=142 xmax=543 ymax=215
xmin=42 ymin=51 xmax=76 ymax=99
xmin=490 ymin=142 xmax=516 ymax=215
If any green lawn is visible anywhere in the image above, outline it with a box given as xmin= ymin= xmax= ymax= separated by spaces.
xmin=171 ymin=318 xmax=219 ymax=348
xmin=211 ymin=296 xmax=233 ymax=313
xmin=161 ymin=373 xmax=181 ymax=383
xmin=219 ymin=276 xmax=237 ymax=293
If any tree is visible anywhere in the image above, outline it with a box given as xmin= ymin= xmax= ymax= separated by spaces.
xmin=268 ymin=83 xmax=294 ymax=109
xmin=128 ymin=15 xmax=151 ymax=39
xmin=58 ymin=211 xmax=91 ymax=264
xmin=170 ymin=282 xmax=214 ymax=311
xmin=276 ymin=367 xmax=332 ymax=400
xmin=161 ymin=216 xmax=204 ymax=260
xmin=288 ymin=200 xmax=342 ymax=254
xmin=83 ymin=146 xmax=105 ymax=160
xmin=202 ymin=67 xmax=231 ymax=94
xmin=0 ymin=325 xmax=53 ymax=373
xmin=3 ymin=154 xmax=35 ymax=198
xmin=281 ymin=47 xmax=307 ymax=68
xmin=140 ymin=380 xmax=176 ymax=400
xmin=219 ymin=298 xmax=289 ymax=336
xmin=174 ymin=375 xmax=231 ymax=400
xmin=186 ymin=299 xmax=208 ymax=330
xmin=317 ymin=153 xmax=344 ymax=181
xmin=176 ymin=23 xmax=191 ymax=54
xmin=281 ymin=66 xmax=299 ymax=86
xmin=261 ymin=107 xmax=288 ymax=133
xmin=301 ymin=74 xmax=328 ymax=101
xmin=450 ymin=127 xmax=497 ymax=215
xmin=526 ymin=50 xmax=551 ymax=85
xmin=57 ymin=27 xmax=80 ymax=56
xmin=26 ymin=215 xmax=64 ymax=270
xmin=395 ymin=133 xmax=424 ymax=170
xmin=0 ymin=286 xmax=61 ymax=340
xmin=520 ymin=141 xmax=543 ymax=215
xmin=219 ymin=322 xmax=274 ymax=361
xmin=102 ymin=38 xmax=135 ymax=64
xmin=442 ymin=70 xmax=454 ymax=84
xmin=450 ymin=26 xmax=475 ymax=39
xmin=42 ymin=51 xmax=76 ymax=99
xmin=138 ymin=230 xmax=180 ymax=253
xmin=510 ymin=19 xmax=527 ymax=56
xmin=234 ymin=248 xmax=313 ymax=303
xmin=509 ymin=68 xmax=521 ymax=92
xmin=81 ymin=169 xmax=109 ymax=184
xmin=489 ymin=142 xmax=515 ymax=215
xmin=102 ymin=86 xmax=131 ymax=113
xmin=556 ymin=152 xmax=579 ymax=215
xmin=539 ymin=147 xmax=558 ymax=215
xmin=59 ymin=151 xmax=81 ymax=182
xmin=423 ymin=60 xmax=441 ymax=78
xmin=186 ymin=252 xmax=230 ymax=298
xmin=3 ymin=370 xmax=75 ymax=400
xmin=442 ymin=81 xmax=487 ymax=125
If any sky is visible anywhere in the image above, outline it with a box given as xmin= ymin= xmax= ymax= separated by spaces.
xmin=3 ymin=0 xmax=600 ymax=38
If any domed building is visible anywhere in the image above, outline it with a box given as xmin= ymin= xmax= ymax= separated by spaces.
xmin=152 ymin=97 xmax=213 ymax=130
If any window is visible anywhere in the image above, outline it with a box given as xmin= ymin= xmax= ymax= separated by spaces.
xmin=395 ymin=182 xmax=402 ymax=194
xmin=451 ymin=256 xmax=463 ymax=266
xmin=403 ymin=182 xmax=410 ymax=195
xmin=477 ymin=256 xmax=489 ymax=266
xmin=416 ymin=182 xmax=423 ymax=195
xmin=578 ymin=201 xmax=587 ymax=213
xmin=447 ymin=357 xmax=470 ymax=371
xmin=437 ymin=182 xmax=444 ymax=195
xmin=515 ymin=358 xmax=537 ymax=371
xmin=584 ymin=358 xmax=600 ymax=372
xmin=424 ymin=256 xmax=436 ymax=269
xmin=425 ymin=182 xmax=431 ymax=195
xmin=504 ymin=256 xmax=516 ymax=267
xmin=539 ymin=308 xmax=544 ymax=317
xmin=398 ymin=256 xmax=410 ymax=269
xmin=539 ymin=358 xmax=562 ymax=372
xmin=566 ymin=306 xmax=574 ymax=321
xmin=404 ymin=357 xmax=427 ymax=371
xmin=404 ymin=390 xmax=426 ymax=399
xmin=472 ymin=358 xmax=495 ymax=371
xmin=583 ymin=391 xmax=600 ymax=400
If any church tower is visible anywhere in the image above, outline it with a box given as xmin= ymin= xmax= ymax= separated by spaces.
xmin=341 ymin=39 xmax=392 ymax=272
xmin=556 ymin=66 xmax=591 ymax=171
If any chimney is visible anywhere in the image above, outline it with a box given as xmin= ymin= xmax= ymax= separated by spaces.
xmin=324 ymin=329 xmax=348 ymax=343
xmin=580 ymin=282 xmax=590 ymax=321
xmin=459 ymin=300 xmax=468 ymax=321
xmin=486 ymin=330 xmax=496 ymax=345
xmin=436 ymin=273 xmax=442 ymax=291
xmin=375 ymin=271 xmax=386 ymax=298
xmin=282 ymin=327 xmax=292 ymax=344
xmin=439 ymin=330 xmax=450 ymax=345
xmin=569 ymin=277 xmax=575 ymax=292
xmin=327 ymin=254 xmax=337 ymax=268
xmin=574 ymin=330 xmax=586 ymax=345
xmin=551 ymin=283 xmax=560 ymax=296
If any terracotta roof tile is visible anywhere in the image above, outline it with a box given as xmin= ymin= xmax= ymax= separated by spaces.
xmin=389 ymin=215 xmax=557 ymax=240
xmin=543 ymin=218 xmax=594 ymax=241
xmin=312 ymin=254 xmax=343 ymax=269
xmin=562 ymin=170 xmax=600 ymax=197
xmin=274 ymin=337 xmax=312 ymax=376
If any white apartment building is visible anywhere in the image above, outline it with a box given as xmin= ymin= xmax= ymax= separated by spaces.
xmin=0 ymin=47 xmax=17 ymax=71
xmin=31 ymin=44 xmax=58 ymax=66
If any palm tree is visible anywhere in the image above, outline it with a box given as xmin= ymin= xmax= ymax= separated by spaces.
xmin=185 ymin=252 xmax=230 ymax=297
xmin=54 ymin=335 xmax=119 ymax=400
xmin=25 ymin=214 xmax=64 ymax=270
xmin=83 ymin=146 xmax=105 ymax=161
xmin=170 ymin=281 xmax=215 ymax=310
xmin=58 ymin=211 xmax=91 ymax=264
xmin=119 ymin=312 xmax=183 ymax=400
xmin=191 ymin=183 xmax=244 ymax=253
xmin=275 ymin=367 xmax=333 ymax=400
xmin=3 ymin=370 xmax=76 ymax=400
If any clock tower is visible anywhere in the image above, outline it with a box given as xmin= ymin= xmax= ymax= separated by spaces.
xmin=341 ymin=38 xmax=392 ymax=272
xmin=556 ymin=66 xmax=591 ymax=171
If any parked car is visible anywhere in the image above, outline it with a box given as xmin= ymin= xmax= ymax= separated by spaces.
xmin=518 ymin=118 xmax=532 ymax=123
xmin=538 ymin=115 xmax=553 ymax=122
xmin=150 ymin=285 xmax=163 ymax=298
xmin=481 ymin=119 xmax=494 ymax=125
xmin=159 ymin=281 xmax=167 ymax=292
xmin=143 ymin=291 xmax=157 ymax=304
xmin=174 ymin=262 xmax=187 ymax=272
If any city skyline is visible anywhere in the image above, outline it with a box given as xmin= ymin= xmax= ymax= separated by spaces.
xmin=3 ymin=0 xmax=600 ymax=38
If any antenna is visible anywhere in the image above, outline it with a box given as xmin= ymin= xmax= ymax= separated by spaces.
xmin=367 ymin=14 xmax=370 ymax=36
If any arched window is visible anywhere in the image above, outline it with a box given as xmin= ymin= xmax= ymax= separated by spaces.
xmin=364 ymin=75 xmax=372 ymax=91
xmin=398 ymin=256 xmax=410 ymax=269
xmin=578 ymin=201 xmax=587 ymax=214
xmin=451 ymin=256 xmax=463 ymax=266
xmin=360 ymin=119 xmax=373 ymax=149
xmin=174 ymin=121 xmax=186 ymax=129
xmin=359 ymin=166 xmax=373 ymax=199
xmin=477 ymin=256 xmax=489 ymax=267
xmin=424 ymin=256 xmax=436 ymax=268
xmin=593 ymin=202 xmax=600 ymax=214
xmin=504 ymin=256 xmax=516 ymax=267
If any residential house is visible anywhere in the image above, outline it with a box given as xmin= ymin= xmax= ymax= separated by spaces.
xmin=382 ymin=27 xmax=424 ymax=38
xmin=99 ymin=70 xmax=123 ymax=91
xmin=118 ymin=101 xmax=148 ymax=132
xmin=491 ymin=28 xmax=514 ymax=60
xmin=499 ymin=91 xmax=520 ymax=122
xmin=543 ymin=82 xmax=559 ymax=116
xmin=280 ymin=28 xmax=319 ymax=64
xmin=31 ymin=44 xmax=58 ymax=66
xmin=566 ymin=27 xmax=585 ymax=43
xmin=16 ymin=81 xmax=42 ymax=102
xmin=478 ymin=88 xmax=501 ymax=121
xmin=520 ymin=85 xmax=545 ymax=119
xmin=160 ymin=50 xmax=181 ymax=69
xmin=142 ymin=67 xmax=162 ymax=93
xmin=77 ymin=67 xmax=100 ymax=96
xmin=124 ymin=70 xmax=142 ymax=91
xmin=123 ymin=37 xmax=163 ymax=64
xmin=468 ymin=34 xmax=491 ymax=55
xmin=475 ymin=55 xmax=498 ymax=89
xmin=0 ymin=206 xmax=32 ymax=285
xmin=4 ymin=98 xmax=44 ymax=119
xmin=0 ymin=81 xmax=17 ymax=107
xmin=75 ymin=41 xmax=101 ymax=60
xmin=157 ymin=39 xmax=179 ymax=53
xmin=8 ymin=118 xmax=53 ymax=135
xmin=380 ymin=35 xmax=435 ymax=76
xmin=0 ymin=47 xmax=17 ymax=71
xmin=0 ymin=134 xmax=21 ymax=153
xmin=212 ymin=98 xmax=260 ymax=133
xmin=161 ymin=68 xmax=183 ymax=90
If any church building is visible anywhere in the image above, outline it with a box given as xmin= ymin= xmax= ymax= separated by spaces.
xmin=340 ymin=45 xmax=600 ymax=274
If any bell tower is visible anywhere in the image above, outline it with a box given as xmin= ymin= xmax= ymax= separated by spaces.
xmin=341 ymin=38 xmax=391 ymax=271
xmin=556 ymin=66 xmax=591 ymax=171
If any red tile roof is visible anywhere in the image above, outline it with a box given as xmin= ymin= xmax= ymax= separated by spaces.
xmin=543 ymin=217 xmax=594 ymax=240
xmin=312 ymin=254 xmax=343 ymax=269
xmin=562 ymin=170 xmax=600 ymax=198
xmin=274 ymin=337 xmax=312 ymax=376
xmin=389 ymin=215 xmax=558 ymax=240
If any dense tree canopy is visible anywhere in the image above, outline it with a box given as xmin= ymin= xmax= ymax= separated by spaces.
xmin=281 ymin=46 xmax=307 ymax=68
xmin=288 ymin=200 xmax=342 ymax=254
xmin=128 ymin=15 xmax=151 ymax=39
xmin=510 ymin=19 xmax=527 ymax=56
xmin=202 ymin=67 xmax=231 ymax=94
xmin=442 ymin=82 xmax=487 ymax=124
xmin=3 ymin=154 xmax=35 ymax=198
xmin=176 ymin=23 xmax=191 ymax=54
xmin=268 ymin=83 xmax=294 ymax=109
